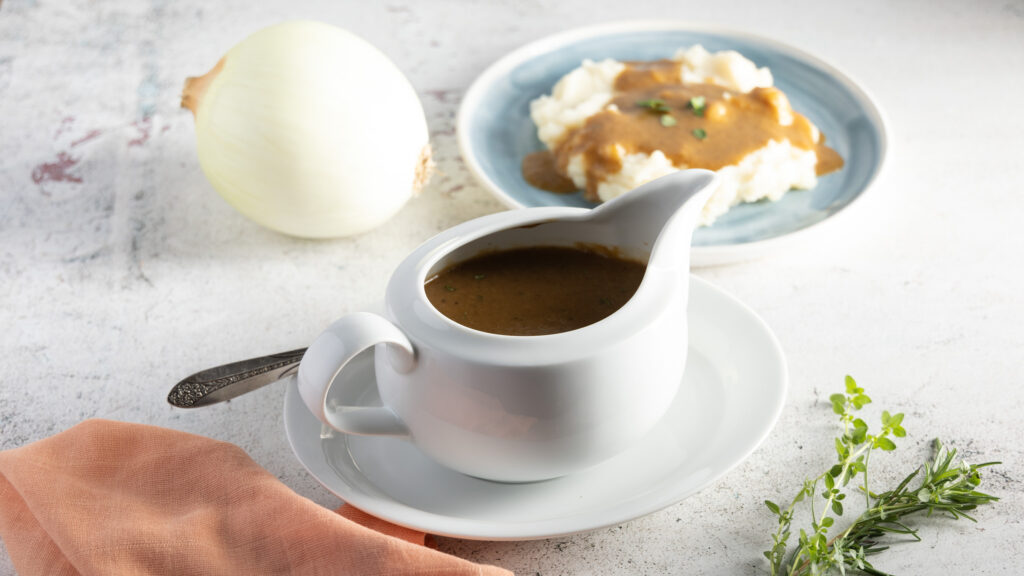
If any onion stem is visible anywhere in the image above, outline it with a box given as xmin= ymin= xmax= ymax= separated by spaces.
xmin=181 ymin=58 xmax=225 ymax=116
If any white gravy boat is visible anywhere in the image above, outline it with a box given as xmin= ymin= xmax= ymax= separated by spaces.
xmin=297 ymin=169 xmax=717 ymax=482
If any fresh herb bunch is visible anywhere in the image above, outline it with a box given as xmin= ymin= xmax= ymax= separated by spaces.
xmin=764 ymin=376 xmax=1000 ymax=576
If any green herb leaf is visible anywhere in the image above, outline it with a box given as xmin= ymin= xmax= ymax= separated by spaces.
xmin=692 ymin=128 xmax=707 ymax=140
xmin=444 ymin=285 xmax=456 ymax=292
xmin=636 ymin=99 xmax=670 ymax=113
xmin=688 ymin=96 xmax=706 ymax=116
xmin=660 ymin=114 xmax=677 ymax=127
xmin=875 ymin=437 xmax=897 ymax=451
xmin=834 ymin=440 xmax=846 ymax=460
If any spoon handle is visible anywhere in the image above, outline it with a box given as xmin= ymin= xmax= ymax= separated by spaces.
xmin=167 ymin=348 xmax=307 ymax=408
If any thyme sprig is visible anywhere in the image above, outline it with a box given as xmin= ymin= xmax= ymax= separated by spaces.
xmin=765 ymin=376 xmax=1000 ymax=576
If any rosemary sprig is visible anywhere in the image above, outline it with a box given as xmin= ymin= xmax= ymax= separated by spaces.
xmin=764 ymin=376 xmax=1000 ymax=576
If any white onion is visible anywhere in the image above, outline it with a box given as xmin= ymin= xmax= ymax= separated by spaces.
xmin=182 ymin=21 xmax=432 ymax=238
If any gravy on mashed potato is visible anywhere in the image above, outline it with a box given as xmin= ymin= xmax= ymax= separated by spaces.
xmin=524 ymin=47 xmax=844 ymax=226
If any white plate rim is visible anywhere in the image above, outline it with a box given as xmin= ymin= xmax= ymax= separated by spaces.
xmin=284 ymin=275 xmax=788 ymax=540
xmin=456 ymin=20 xmax=890 ymax=267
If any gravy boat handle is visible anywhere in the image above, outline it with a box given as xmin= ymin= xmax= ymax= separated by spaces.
xmin=296 ymin=312 xmax=415 ymax=437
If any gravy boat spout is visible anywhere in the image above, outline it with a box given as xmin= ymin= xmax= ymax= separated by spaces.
xmin=584 ymin=169 xmax=717 ymax=271
xmin=401 ymin=169 xmax=718 ymax=305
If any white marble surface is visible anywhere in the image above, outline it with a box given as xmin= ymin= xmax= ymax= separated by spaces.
xmin=1 ymin=0 xmax=1022 ymax=574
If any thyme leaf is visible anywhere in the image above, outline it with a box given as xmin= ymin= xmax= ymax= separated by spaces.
xmin=636 ymin=99 xmax=671 ymax=113
xmin=688 ymin=96 xmax=706 ymax=116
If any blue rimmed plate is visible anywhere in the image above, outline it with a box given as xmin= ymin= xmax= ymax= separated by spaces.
xmin=456 ymin=22 xmax=887 ymax=266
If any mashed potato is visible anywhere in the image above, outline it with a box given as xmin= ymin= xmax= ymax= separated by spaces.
xmin=529 ymin=46 xmax=830 ymax=226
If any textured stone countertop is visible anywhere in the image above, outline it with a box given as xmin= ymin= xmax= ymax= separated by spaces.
xmin=1 ymin=0 xmax=1022 ymax=574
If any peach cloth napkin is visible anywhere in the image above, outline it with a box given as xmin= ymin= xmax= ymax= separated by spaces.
xmin=0 ymin=419 xmax=511 ymax=576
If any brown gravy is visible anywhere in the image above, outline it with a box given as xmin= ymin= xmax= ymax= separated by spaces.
xmin=424 ymin=246 xmax=645 ymax=336
xmin=522 ymin=150 xmax=577 ymax=193
xmin=524 ymin=59 xmax=844 ymax=198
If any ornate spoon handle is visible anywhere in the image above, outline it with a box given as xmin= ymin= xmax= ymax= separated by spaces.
xmin=167 ymin=348 xmax=307 ymax=408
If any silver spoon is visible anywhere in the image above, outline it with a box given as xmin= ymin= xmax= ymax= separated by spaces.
xmin=167 ymin=348 xmax=306 ymax=408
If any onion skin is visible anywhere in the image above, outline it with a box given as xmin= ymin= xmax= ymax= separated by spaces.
xmin=182 ymin=21 xmax=432 ymax=238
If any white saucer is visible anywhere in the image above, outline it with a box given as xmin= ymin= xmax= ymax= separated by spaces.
xmin=283 ymin=275 xmax=786 ymax=540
